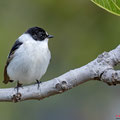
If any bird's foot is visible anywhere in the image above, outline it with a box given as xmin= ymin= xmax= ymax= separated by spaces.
xmin=36 ymin=80 xmax=42 ymax=89
xmin=15 ymin=82 xmax=23 ymax=93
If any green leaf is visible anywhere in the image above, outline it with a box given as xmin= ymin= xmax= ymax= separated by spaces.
xmin=113 ymin=0 xmax=120 ymax=9
xmin=91 ymin=0 xmax=120 ymax=16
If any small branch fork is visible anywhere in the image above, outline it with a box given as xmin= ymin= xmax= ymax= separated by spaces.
xmin=1 ymin=45 xmax=120 ymax=102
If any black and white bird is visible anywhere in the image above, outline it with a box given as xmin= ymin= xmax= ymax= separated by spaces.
xmin=3 ymin=27 xmax=53 ymax=91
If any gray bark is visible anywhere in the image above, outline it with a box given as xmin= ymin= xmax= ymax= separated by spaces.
xmin=1 ymin=45 xmax=120 ymax=102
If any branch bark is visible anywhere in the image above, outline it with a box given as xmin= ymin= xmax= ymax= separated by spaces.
xmin=1 ymin=45 xmax=120 ymax=102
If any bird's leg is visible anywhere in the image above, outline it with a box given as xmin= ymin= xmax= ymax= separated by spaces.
xmin=15 ymin=81 xmax=23 ymax=93
xmin=36 ymin=80 xmax=42 ymax=89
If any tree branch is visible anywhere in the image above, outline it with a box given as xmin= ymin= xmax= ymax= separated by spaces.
xmin=1 ymin=45 xmax=120 ymax=102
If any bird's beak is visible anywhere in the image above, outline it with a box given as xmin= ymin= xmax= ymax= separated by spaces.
xmin=48 ymin=35 xmax=54 ymax=38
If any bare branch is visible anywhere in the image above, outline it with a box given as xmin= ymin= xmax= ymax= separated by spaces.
xmin=1 ymin=45 xmax=120 ymax=102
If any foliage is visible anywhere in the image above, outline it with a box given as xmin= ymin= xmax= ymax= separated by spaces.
xmin=91 ymin=0 xmax=120 ymax=16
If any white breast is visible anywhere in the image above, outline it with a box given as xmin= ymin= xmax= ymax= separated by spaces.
xmin=7 ymin=34 xmax=51 ymax=84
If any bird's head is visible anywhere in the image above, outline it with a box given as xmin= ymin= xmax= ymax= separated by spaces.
xmin=26 ymin=27 xmax=53 ymax=41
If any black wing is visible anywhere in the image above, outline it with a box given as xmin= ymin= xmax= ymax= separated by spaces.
xmin=8 ymin=40 xmax=23 ymax=58
xmin=3 ymin=40 xmax=23 ymax=84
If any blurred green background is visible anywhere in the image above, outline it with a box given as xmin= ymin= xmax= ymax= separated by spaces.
xmin=0 ymin=0 xmax=120 ymax=120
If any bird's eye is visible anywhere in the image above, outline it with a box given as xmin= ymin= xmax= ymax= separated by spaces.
xmin=38 ymin=32 xmax=46 ymax=40
xmin=38 ymin=32 xmax=43 ymax=37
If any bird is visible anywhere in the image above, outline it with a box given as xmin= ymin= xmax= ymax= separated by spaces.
xmin=3 ymin=27 xmax=53 ymax=92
